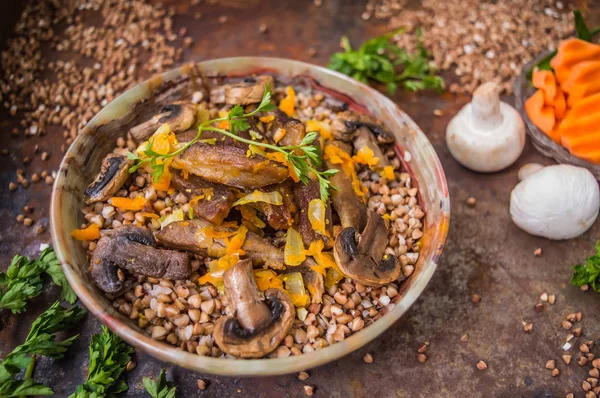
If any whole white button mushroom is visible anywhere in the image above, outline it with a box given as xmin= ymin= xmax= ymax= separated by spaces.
xmin=510 ymin=164 xmax=600 ymax=240
xmin=446 ymin=82 xmax=525 ymax=172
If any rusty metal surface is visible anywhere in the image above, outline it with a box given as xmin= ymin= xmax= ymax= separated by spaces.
xmin=1 ymin=1 xmax=599 ymax=397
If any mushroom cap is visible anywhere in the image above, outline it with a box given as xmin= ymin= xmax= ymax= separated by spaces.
xmin=84 ymin=154 xmax=132 ymax=204
xmin=210 ymin=76 xmax=274 ymax=105
xmin=333 ymin=211 xmax=400 ymax=286
xmin=214 ymin=289 xmax=294 ymax=358
xmin=90 ymin=225 xmax=190 ymax=294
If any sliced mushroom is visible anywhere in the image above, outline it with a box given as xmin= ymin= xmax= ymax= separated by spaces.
xmin=331 ymin=111 xmax=394 ymax=143
xmin=91 ymin=226 xmax=191 ymax=294
xmin=213 ymin=259 xmax=294 ymax=358
xmin=210 ymin=76 xmax=274 ymax=105
xmin=84 ymin=154 xmax=133 ymax=204
xmin=293 ymin=179 xmax=333 ymax=247
xmin=353 ymin=126 xmax=390 ymax=167
xmin=171 ymin=170 xmax=235 ymax=225
xmin=253 ymin=181 xmax=297 ymax=230
xmin=333 ymin=210 xmax=399 ymax=286
xmin=156 ymin=219 xmax=285 ymax=270
xmin=129 ymin=101 xmax=196 ymax=142
xmin=268 ymin=109 xmax=305 ymax=147
xmin=284 ymin=258 xmax=324 ymax=304
xmin=325 ymin=141 xmax=367 ymax=230
xmin=172 ymin=142 xmax=289 ymax=189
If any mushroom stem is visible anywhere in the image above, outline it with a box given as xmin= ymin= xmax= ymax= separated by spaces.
xmin=471 ymin=82 xmax=503 ymax=131
xmin=224 ymin=259 xmax=273 ymax=333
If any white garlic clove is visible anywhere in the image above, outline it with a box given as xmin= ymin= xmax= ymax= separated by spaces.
xmin=518 ymin=163 xmax=544 ymax=181
xmin=510 ymin=165 xmax=600 ymax=240
xmin=446 ymin=82 xmax=525 ymax=173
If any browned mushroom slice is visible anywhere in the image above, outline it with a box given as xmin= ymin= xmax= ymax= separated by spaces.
xmin=210 ymin=76 xmax=274 ymax=105
xmin=284 ymin=258 xmax=324 ymax=304
xmin=331 ymin=111 xmax=394 ymax=143
xmin=156 ymin=219 xmax=285 ymax=270
xmin=253 ymin=182 xmax=297 ymax=230
xmin=293 ymin=179 xmax=333 ymax=247
xmin=213 ymin=259 xmax=294 ymax=358
xmin=267 ymin=109 xmax=305 ymax=147
xmin=171 ymin=142 xmax=289 ymax=189
xmin=90 ymin=225 xmax=191 ymax=294
xmin=333 ymin=210 xmax=399 ymax=286
xmin=353 ymin=126 xmax=390 ymax=167
xmin=129 ymin=102 xmax=196 ymax=142
xmin=84 ymin=154 xmax=133 ymax=204
xmin=171 ymin=170 xmax=235 ymax=225
xmin=325 ymin=141 xmax=367 ymax=231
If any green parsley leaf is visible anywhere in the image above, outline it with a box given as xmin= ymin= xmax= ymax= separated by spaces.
xmin=143 ymin=369 xmax=176 ymax=398
xmin=328 ymin=28 xmax=444 ymax=94
xmin=0 ymin=301 xmax=84 ymax=397
xmin=570 ymin=241 xmax=600 ymax=292
xmin=0 ymin=247 xmax=77 ymax=314
xmin=69 ymin=326 xmax=134 ymax=398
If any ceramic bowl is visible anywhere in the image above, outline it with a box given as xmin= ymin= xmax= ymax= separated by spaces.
xmin=514 ymin=51 xmax=600 ymax=179
xmin=50 ymin=57 xmax=450 ymax=376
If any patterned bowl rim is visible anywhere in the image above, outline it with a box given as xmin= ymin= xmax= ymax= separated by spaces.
xmin=50 ymin=56 xmax=450 ymax=376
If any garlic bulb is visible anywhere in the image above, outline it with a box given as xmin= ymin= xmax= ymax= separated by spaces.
xmin=446 ymin=82 xmax=525 ymax=172
xmin=517 ymin=163 xmax=544 ymax=181
xmin=510 ymin=164 xmax=600 ymax=240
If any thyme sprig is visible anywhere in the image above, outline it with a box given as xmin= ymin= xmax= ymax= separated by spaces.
xmin=127 ymin=85 xmax=338 ymax=202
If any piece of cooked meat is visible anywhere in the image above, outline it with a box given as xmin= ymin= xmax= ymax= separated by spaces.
xmin=293 ymin=179 xmax=333 ymax=247
xmin=210 ymin=76 xmax=274 ymax=105
xmin=156 ymin=219 xmax=285 ymax=270
xmin=171 ymin=170 xmax=236 ymax=225
xmin=252 ymin=181 xmax=297 ymax=230
xmin=171 ymin=142 xmax=289 ymax=189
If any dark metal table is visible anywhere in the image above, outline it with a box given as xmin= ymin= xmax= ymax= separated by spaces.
xmin=1 ymin=1 xmax=598 ymax=397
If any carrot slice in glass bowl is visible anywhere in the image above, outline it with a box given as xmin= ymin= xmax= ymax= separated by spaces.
xmin=550 ymin=38 xmax=600 ymax=84
xmin=525 ymin=89 xmax=556 ymax=139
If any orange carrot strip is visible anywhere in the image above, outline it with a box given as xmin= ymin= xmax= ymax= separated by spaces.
xmin=532 ymin=69 xmax=557 ymax=104
xmin=550 ymin=38 xmax=600 ymax=84
xmin=71 ymin=224 xmax=100 ymax=241
xmin=110 ymin=196 xmax=147 ymax=211
xmin=525 ymin=90 xmax=556 ymax=139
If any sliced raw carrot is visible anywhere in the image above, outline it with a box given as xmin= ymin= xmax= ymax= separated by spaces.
xmin=562 ymin=92 xmax=600 ymax=122
xmin=569 ymin=147 xmax=600 ymax=164
xmin=532 ymin=69 xmax=557 ymax=104
xmin=550 ymin=38 xmax=600 ymax=84
xmin=553 ymin=86 xmax=567 ymax=120
xmin=559 ymin=113 xmax=600 ymax=138
xmin=567 ymin=79 xmax=600 ymax=107
xmin=560 ymin=60 xmax=600 ymax=93
xmin=562 ymin=131 xmax=600 ymax=151
xmin=525 ymin=89 xmax=556 ymax=138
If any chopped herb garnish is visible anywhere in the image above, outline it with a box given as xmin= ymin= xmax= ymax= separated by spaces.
xmin=143 ymin=369 xmax=176 ymax=398
xmin=570 ymin=241 xmax=600 ymax=292
xmin=127 ymin=84 xmax=339 ymax=202
xmin=0 ymin=247 xmax=77 ymax=314
xmin=68 ymin=326 xmax=134 ymax=398
xmin=0 ymin=301 xmax=85 ymax=397
xmin=328 ymin=28 xmax=444 ymax=94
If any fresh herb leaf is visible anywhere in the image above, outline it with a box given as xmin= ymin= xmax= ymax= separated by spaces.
xmin=0 ymin=301 xmax=85 ymax=397
xmin=143 ymin=369 xmax=176 ymax=398
xmin=69 ymin=326 xmax=134 ymax=398
xmin=0 ymin=248 xmax=77 ymax=314
xmin=328 ymin=28 xmax=444 ymax=94
xmin=127 ymin=85 xmax=339 ymax=202
xmin=570 ymin=241 xmax=600 ymax=292
xmin=574 ymin=10 xmax=592 ymax=42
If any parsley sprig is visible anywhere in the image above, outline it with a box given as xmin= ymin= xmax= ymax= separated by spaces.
xmin=0 ymin=247 xmax=77 ymax=314
xmin=143 ymin=369 xmax=176 ymax=398
xmin=328 ymin=28 xmax=444 ymax=94
xmin=127 ymin=85 xmax=339 ymax=202
xmin=570 ymin=241 xmax=600 ymax=292
xmin=69 ymin=326 xmax=134 ymax=398
xmin=0 ymin=301 xmax=85 ymax=397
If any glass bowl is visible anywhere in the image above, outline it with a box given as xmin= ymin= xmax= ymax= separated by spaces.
xmin=50 ymin=57 xmax=450 ymax=376
xmin=514 ymin=51 xmax=600 ymax=179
